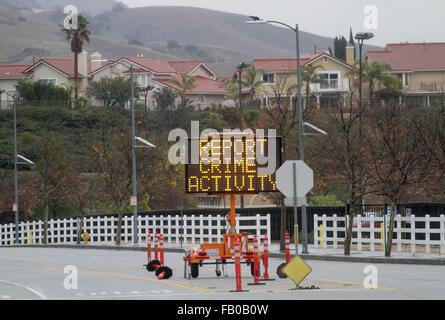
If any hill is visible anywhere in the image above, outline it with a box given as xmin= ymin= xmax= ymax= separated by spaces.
xmin=0 ymin=3 xmax=381 ymax=75
xmin=1 ymin=0 xmax=119 ymax=15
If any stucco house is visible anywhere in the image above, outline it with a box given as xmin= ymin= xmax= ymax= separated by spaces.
xmin=366 ymin=42 xmax=445 ymax=107
xmin=252 ymin=50 xmax=357 ymax=109
xmin=0 ymin=51 xmax=228 ymax=110
xmin=0 ymin=51 xmax=107 ymax=108
xmin=89 ymin=54 xmax=227 ymax=110
xmin=0 ymin=64 xmax=32 ymax=109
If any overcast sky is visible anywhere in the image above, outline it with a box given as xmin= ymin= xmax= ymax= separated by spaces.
xmin=121 ymin=0 xmax=444 ymax=46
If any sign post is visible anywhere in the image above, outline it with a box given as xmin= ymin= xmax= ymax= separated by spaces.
xmin=276 ymin=160 xmax=313 ymax=254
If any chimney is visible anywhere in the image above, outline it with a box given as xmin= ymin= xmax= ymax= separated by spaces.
xmin=90 ymin=51 xmax=103 ymax=71
xmin=78 ymin=50 xmax=88 ymax=77
xmin=346 ymin=45 xmax=355 ymax=65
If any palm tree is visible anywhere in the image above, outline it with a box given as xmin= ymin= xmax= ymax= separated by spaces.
xmin=301 ymin=65 xmax=328 ymax=108
xmin=241 ymin=66 xmax=264 ymax=106
xmin=169 ymin=72 xmax=196 ymax=110
xmin=361 ymin=60 xmax=396 ymax=99
xmin=62 ymin=14 xmax=91 ymax=102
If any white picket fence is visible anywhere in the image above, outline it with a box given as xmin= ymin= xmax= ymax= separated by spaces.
xmin=314 ymin=214 xmax=445 ymax=255
xmin=0 ymin=213 xmax=271 ymax=246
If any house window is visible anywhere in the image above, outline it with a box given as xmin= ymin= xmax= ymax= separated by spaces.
xmin=38 ymin=79 xmax=56 ymax=86
xmin=262 ymin=73 xmax=275 ymax=84
xmin=202 ymin=197 xmax=221 ymax=207
xmin=395 ymin=73 xmax=408 ymax=89
xmin=197 ymin=96 xmax=205 ymax=110
xmin=319 ymin=73 xmax=339 ymax=90
xmin=137 ymin=75 xmax=146 ymax=88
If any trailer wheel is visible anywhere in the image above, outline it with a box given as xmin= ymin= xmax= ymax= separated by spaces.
xmin=276 ymin=263 xmax=287 ymax=278
xmin=191 ymin=263 xmax=199 ymax=278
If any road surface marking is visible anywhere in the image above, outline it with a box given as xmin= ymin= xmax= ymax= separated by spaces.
xmin=0 ymin=280 xmax=48 ymax=299
xmin=308 ymin=277 xmax=396 ymax=291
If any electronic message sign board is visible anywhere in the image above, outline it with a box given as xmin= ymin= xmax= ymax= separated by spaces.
xmin=185 ymin=134 xmax=282 ymax=194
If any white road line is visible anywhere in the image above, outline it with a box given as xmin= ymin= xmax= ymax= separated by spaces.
xmin=113 ymin=291 xmax=121 ymax=295
xmin=1 ymin=295 xmax=11 ymax=299
xmin=0 ymin=280 xmax=47 ymax=300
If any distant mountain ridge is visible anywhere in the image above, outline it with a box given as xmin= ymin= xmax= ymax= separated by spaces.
xmin=1 ymin=0 xmax=120 ymax=15
xmin=0 ymin=2 xmax=381 ymax=75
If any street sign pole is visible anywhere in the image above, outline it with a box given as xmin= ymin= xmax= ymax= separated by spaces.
xmin=292 ymin=162 xmax=298 ymax=255
xmin=277 ymin=160 xmax=313 ymax=255
xmin=302 ymin=202 xmax=308 ymax=253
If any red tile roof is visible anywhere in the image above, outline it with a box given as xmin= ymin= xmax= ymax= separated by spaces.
xmin=168 ymin=60 xmax=202 ymax=74
xmin=25 ymin=58 xmax=93 ymax=77
xmin=0 ymin=64 xmax=33 ymax=79
xmin=153 ymin=75 xmax=228 ymax=94
xmin=366 ymin=42 xmax=445 ymax=71
xmin=121 ymin=56 xmax=176 ymax=74
xmin=253 ymin=52 xmax=356 ymax=72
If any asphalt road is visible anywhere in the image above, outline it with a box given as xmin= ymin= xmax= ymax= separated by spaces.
xmin=0 ymin=247 xmax=444 ymax=300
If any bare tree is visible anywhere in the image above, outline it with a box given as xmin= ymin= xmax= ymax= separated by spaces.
xmin=32 ymin=133 xmax=70 ymax=244
xmin=91 ymin=123 xmax=132 ymax=245
xmin=317 ymin=88 xmax=372 ymax=255
xmin=66 ymin=160 xmax=100 ymax=244
xmin=366 ymin=100 xmax=430 ymax=256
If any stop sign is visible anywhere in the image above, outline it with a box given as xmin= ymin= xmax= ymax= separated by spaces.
xmin=276 ymin=160 xmax=313 ymax=198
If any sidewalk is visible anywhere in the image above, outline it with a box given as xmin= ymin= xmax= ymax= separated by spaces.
xmin=6 ymin=242 xmax=445 ymax=265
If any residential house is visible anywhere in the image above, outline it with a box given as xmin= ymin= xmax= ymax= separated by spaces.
xmin=90 ymin=55 xmax=227 ymax=110
xmin=366 ymin=42 xmax=445 ymax=107
xmin=0 ymin=51 xmax=107 ymax=108
xmin=253 ymin=51 xmax=357 ymax=109
xmin=0 ymin=64 xmax=32 ymax=109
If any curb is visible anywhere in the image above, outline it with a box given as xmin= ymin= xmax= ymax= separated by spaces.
xmin=3 ymin=244 xmax=445 ymax=266
xmin=269 ymin=253 xmax=445 ymax=266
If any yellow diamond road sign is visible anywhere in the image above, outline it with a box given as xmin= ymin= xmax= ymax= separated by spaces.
xmin=283 ymin=255 xmax=312 ymax=286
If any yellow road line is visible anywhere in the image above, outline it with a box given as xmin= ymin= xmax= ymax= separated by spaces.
xmin=40 ymin=267 xmax=213 ymax=294
xmin=308 ymin=276 xmax=396 ymax=291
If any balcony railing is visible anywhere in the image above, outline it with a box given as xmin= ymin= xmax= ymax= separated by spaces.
xmin=406 ymin=81 xmax=445 ymax=93
xmin=311 ymin=78 xmax=350 ymax=93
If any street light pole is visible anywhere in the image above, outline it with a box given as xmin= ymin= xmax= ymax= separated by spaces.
xmin=235 ymin=62 xmax=250 ymax=209
xmin=295 ymin=24 xmax=309 ymax=254
xmin=13 ymin=94 xmax=19 ymax=244
xmin=1 ymin=90 xmax=20 ymax=244
xmin=246 ymin=17 xmax=308 ymax=253
xmin=130 ymin=64 xmax=139 ymax=245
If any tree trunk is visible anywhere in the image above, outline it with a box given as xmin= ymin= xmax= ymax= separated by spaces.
xmin=43 ymin=203 xmax=49 ymax=245
xmin=76 ymin=208 xmax=84 ymax=245
xmin=115 ymin=203 xmax=125 ymax=246
xmin=344 ymin=199 xmax=355 ymax=256
xmin=279 ymin=197 xmax=286 ymax=251
xmin=385 ymin=201 xmax=396 ymax=257
xmin=74 ymin=51 xmax=78 ymax=102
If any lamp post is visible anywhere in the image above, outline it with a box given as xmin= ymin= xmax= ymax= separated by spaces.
xmin=246 ymin=16 xmax=308 ymax=253
xmin=234 ymin=62 xmax=250 ymax=209
xmin=140 ymin=85 xmax=155 ymax=116
xmin=0 ymin=90 xmax=33 ymax=244
xmin=354 ymin=32 xmax=373 ymax=207
xmin=111 ymin=60 xmax=156 ymax=245
xmin=354 ymin=32 xmax=374 ymax=111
